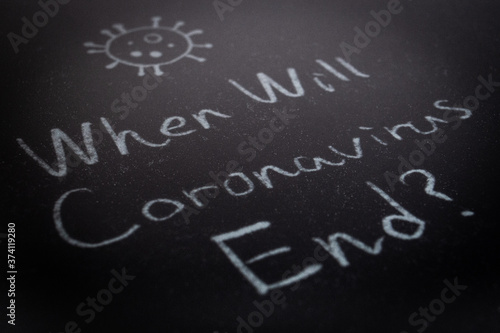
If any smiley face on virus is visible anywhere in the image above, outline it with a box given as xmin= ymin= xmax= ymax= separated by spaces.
xmin=84 ymin=17 xmax=213 ymax=76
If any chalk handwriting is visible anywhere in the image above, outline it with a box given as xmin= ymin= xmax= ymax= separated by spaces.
xmin=212 ymin=180 xmax=424 ymax=294
xmin=211 ymin=221 xmax=322 ymax=295
xmin=313 ymin=234 xmax=384 ymax=267
xmin=211 ymin=167 xmax=473 ymax=295
xmin=366 ymin=181 xmax=426 ymax=240
xmin=400 ymin=169 xmax=452 ymax=201
xmin=54 ymin=188 xmax=141 ymax=248
xmin=17 ymin=110 xmax=231 ymax=177
xmin=228 ymin=57 xmax=370 ymax=103
xmin=48 ymin=100 xmax=471 ymax=249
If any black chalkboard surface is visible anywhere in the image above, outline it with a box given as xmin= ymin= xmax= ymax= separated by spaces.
xmin=2 ymin=0 xmax=500 ymax=332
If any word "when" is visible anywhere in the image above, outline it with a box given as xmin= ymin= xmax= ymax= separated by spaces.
xmin=16 ymin=109 xmax=231 ymax=177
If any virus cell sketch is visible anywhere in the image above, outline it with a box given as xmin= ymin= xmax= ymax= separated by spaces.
xmin=84 ymin=16 xmax=213 ymax=76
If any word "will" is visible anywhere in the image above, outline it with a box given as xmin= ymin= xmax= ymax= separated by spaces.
xmin=228 ymin=57 xmax=369 ymax=103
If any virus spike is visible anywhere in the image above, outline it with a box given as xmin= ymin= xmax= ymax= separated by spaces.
xmin=194 ymin=43 xmax=213 ymax=48
xmin=87 ymin=49 xmax=106 ymax=54
xmin=152 ymin=65 xmax=164 ymax=76
xmin=112 ymin=24 xmax=126 ymax=33
xmin=151 ymin=16 xmax=161 ymax=27
xmin=106 ymin=61 xmax=119 ymax=69
xmin=172 ymin=21 xmax=185 ymax=30
xmin=101 ymin=29 xmax=116 ymax=38
xmin=84 ymin=42 xmax=105 ymax=48
xmin=186 ymin=54 xmax=206 ymax=62
xmin=138 ymin=66 xmax=146 ymax=76
xmin=186 ymin=29 xmax=203 ymax=36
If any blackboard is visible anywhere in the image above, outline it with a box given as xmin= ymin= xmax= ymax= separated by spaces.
xmin=2 ymin=0 xmax=500 ymax=332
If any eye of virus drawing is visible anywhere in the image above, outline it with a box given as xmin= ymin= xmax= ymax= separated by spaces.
xmin=84 ymin=17 xmax=213 ymax=76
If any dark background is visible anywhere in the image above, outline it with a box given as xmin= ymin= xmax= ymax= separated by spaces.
xmin=2 ymin=0 xmax=500 ymax=332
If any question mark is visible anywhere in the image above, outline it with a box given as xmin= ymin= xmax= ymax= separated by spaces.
xmin=399 ymin=169 xmax=474 ymax=217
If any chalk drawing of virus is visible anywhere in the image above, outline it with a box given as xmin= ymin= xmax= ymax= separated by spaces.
xmin=84 ymin=16 xmax=213 ymax=76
